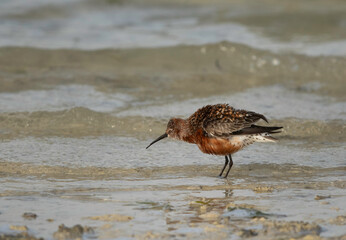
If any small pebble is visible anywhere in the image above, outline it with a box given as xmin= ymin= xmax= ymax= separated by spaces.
xmin=22 ymin=212 xmax=37 ymax=220
xmin=10 ymin=225 xmax=28 ymax=231
xmin=199 ymin=211 xmax=220 ymax=220
xmin=53 ymin=224 xmax=94 ymax=240
xmin=237 ymin=229 xmax=258 ymax=237
xmin=88 ymin=214 xmax=133 ymax=222
xmin=329 ymin=215 xmax=346 ymax=225
xmin=314 ymin=195 xmax=331 ymax=200
xmin=253 ymin=186 xmax=274 ymax=193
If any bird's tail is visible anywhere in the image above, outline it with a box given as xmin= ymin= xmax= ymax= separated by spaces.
xmin=255 ymin=133 xmax=278 ymax=142
xmin=233 ymin=125 xmax=283 ymax=142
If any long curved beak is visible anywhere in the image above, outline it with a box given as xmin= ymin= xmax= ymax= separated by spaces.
xmin=146 ymin=133 xmax=168 ymax=149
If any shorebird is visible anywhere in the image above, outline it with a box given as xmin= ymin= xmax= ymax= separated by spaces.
xmin=146 ymin=104 xmax=282 ymax=178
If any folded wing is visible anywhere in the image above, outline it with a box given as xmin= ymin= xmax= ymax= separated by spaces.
xmin=202 ymin=105 xmax=269 ymax=138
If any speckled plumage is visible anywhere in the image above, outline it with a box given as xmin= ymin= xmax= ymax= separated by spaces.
xmin=188 ymin=104 xmax=268 ymax=137
xmin=146 ymin=104 xmax=283 ymax=178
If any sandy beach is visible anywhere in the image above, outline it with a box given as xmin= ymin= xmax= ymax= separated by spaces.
xmin=0 ymin=0 xmax=345 ymax=239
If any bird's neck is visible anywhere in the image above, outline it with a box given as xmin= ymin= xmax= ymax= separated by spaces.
xmin=175 ymin=119 xmax=195 ymax=143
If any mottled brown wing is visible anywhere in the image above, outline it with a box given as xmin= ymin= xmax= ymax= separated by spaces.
xmin=202 ymin=105 xmax=268 ymax=137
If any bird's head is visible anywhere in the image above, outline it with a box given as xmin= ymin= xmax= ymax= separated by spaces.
xmin=146 ymin=118 xmax=184 ymax=149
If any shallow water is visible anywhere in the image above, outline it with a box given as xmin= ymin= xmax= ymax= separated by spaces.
xmin=1 ymin=0 xmax=346 ymax=56
xmin=0 ymin=0 xmax=346 ymax=239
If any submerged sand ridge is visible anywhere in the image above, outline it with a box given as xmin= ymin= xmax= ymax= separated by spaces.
xmin=1 ymin=161 xmax=345 ymax=182
xmin=0 ymin=107 xmax=345 ymax=145
xmin=0 ymin=42 xmax=345 ymax=100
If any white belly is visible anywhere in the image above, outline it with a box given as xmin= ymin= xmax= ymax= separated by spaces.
xmin=230 ymin=133 xmax=277 ymax=148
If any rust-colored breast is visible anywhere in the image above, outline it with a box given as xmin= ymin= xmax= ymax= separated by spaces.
xmin=193 ymin=128 xmax=242 ymax=156
xmin=182 ymin=134 xmax=196 ymax=144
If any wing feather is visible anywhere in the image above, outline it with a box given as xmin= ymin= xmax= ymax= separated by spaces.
xmin=201 ymin=104 xmax=268 ymax=137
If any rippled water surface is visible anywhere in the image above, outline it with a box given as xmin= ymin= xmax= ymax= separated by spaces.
xmin=0 ymin=0 xmax=345 ymax=239
xmin=1 ymin=0 xmax=346 ymax=56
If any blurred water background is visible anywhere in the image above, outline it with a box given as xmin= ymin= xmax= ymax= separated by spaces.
xmin=0 ymin=0 xmax=345 ymax=239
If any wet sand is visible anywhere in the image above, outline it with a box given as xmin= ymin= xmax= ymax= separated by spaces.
xmin=0 ymin=0 xmax=346 ymax=239
xmin=1 ymin=161 xmax=345 ymax=239
xmin=0 ymin=43 xmax=345 ymax=239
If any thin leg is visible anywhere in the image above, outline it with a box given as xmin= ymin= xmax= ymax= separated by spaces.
xmin=224 ymin=154 xmax=233 ymax=178
xmin=219 ymin=156 xmax=229 ymax=177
